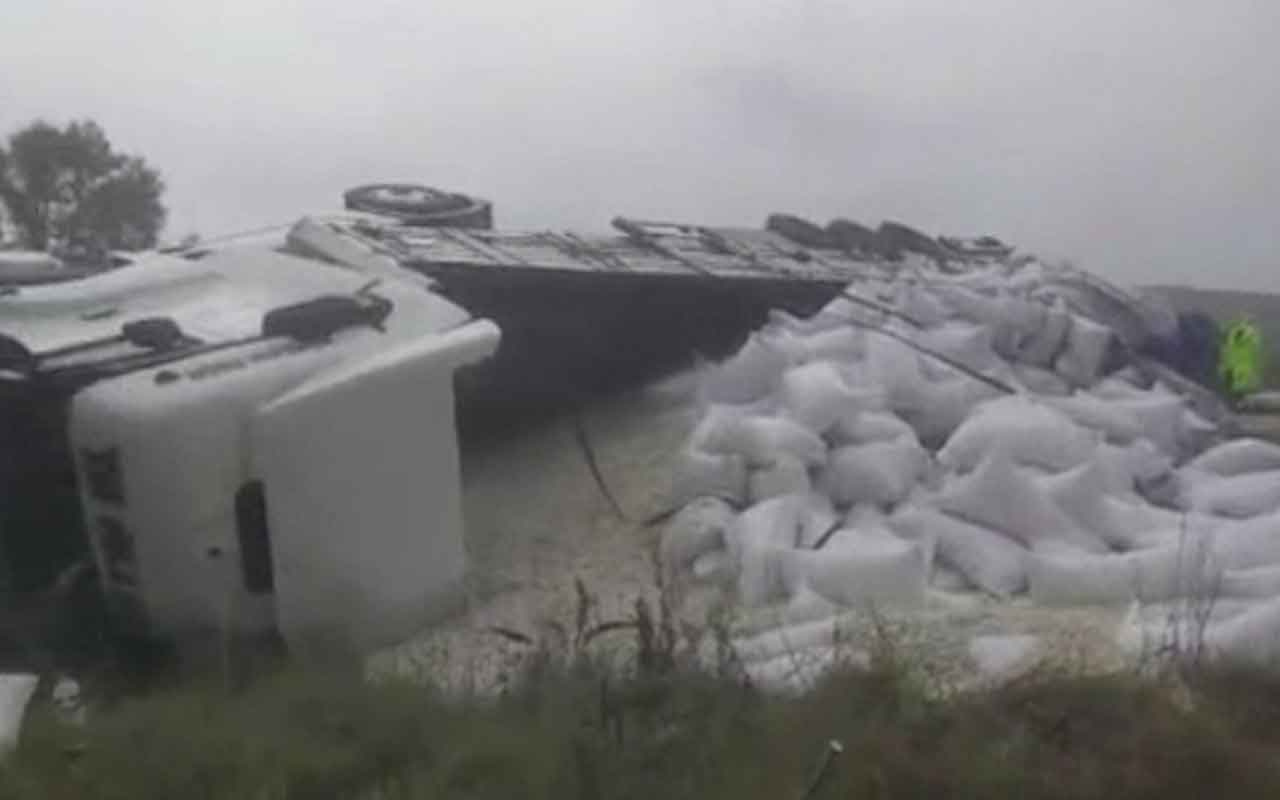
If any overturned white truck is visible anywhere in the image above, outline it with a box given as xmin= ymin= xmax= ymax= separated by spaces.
xmin=0 ymin=182 xmax=1234 ymax=663
xmin=0 ymin=217 xmax=499 ymax=654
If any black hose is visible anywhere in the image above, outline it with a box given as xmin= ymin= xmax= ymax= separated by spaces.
xmin=843 ymin=316 xmax=1019 ymax=395
xmin=572 ymin=413 xmax=628 ymax=521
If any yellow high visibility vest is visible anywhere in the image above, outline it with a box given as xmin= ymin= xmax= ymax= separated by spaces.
xmin=1221 ymin=317 xmax=1264 ymax=396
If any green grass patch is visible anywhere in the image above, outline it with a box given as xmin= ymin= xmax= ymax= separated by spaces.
xmin=5 ymin=660 xmax=1280 ymax=799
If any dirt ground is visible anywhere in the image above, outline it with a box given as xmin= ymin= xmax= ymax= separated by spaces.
xmin=371 ymin=371 xmax=703 ymax=690
xmin=371 ymin=368 xmax=1163 ymax=695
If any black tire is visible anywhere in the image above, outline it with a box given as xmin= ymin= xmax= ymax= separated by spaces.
xmin=825 ymin=218 xmax=879 ymax=255
xmin=876 ymin=221 xmax=953 ymax=262
xmin=765 ymin=213 xmax=832 ymax=249
xmin=342 ymin=183 xmax=493 ymax=229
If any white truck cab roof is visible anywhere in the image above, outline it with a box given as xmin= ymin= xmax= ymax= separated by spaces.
xmin=0 ymin=218 xmax=499 ymax=654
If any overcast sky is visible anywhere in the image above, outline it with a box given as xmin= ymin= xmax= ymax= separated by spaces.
xmin=3 ymin=1 xmax=1277 ymax=289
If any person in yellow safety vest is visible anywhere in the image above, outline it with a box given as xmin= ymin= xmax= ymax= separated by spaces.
xmin=1220 ymin=316 xmax=1264 ymax=400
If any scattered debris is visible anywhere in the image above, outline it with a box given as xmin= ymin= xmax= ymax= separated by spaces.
xmin=968 ymin=634 xmax=1041 ymax=681
xmin=0 ymin=674 xmax=38 ymax=756
xmin=658 ymin=255 xmax=1280 ymax=684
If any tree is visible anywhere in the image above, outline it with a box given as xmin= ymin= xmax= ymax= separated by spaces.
xmin=0 ymin=119 xmax=166 ymax=254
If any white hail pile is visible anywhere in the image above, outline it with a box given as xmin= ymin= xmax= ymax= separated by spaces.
xmin=662 ymin=260 xmax=1280 ymax=686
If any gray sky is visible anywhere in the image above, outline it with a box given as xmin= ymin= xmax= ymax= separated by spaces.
xmin=3 ymin=1 xmax=1277 ymax=289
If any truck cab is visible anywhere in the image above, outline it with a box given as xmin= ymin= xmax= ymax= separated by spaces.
xmin=0 ymin=222 xmax=498 ymax=656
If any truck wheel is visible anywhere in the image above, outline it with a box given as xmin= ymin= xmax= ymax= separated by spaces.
xmin=342 ymin=183 xmax=494 ymax=229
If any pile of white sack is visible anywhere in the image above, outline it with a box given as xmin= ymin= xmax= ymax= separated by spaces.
xmin=661 ymin=260 xmax=1280 ymax=672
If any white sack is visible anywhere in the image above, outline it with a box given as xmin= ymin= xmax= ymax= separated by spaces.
xmin=795 ymin=494 xmax=841 ymax=549
xmin=1113 ymin=365 xmax=1151 ymax=386
xmin=1179 ymin=408 xmax=1218 ymax=453
xmin=934 ymin=286 xmax=1025 ymax=331
xmin=1036 ymin=462 xmax=1131 ymax=549
xmin=1095 ymin=440 xmax=1173 ymax=496
xmin=701 ymin=333 xmax=791 ymax=403
xmin=898 ymin=376 xmax=1004 ymax=445
xmin=937 ymin=448 xmax=1109 ymax=554
xmin=938 ymin=396 xmax=1098 ymax=473
xmin=831 ymin=365 xmax=891 ymax=410
xmin=838 ymin=505 xmax=937 ymax=569
xmin=1186 ymin=438 xmax=1280 ymax=477
xmin=1000 ymin=295 xmax=1050 ymax=334
xmin=820 ymin=438 xmax=927 ymax=507
xmin=918 ymin=323 xmax=1000 ymax=370
xmin=728 ymin=587 xmax=847 ymax=641
xmin=781 ymin=538 xmax=929 ymax=608
xmin=890 ymin=507 xmax=1028 ymax=596
xmin=1040 ymin=393 xmax=1143 ymax=443
xmin=761 ymin=329 xmax=811 ymax=364
xmin=1096 ymin=498 xmax=1221 ymax=551
xmin=730 ymin=494 xmax=839 ymax=605
xmin=796 ymin=327 xmax=866 ymax=363
xmin=724 ymin=588 xmax=844 ymax=641
xmin=931 ymin=564 xmax=975 ymax=592
xmin=0 ymin=674 xmax=37 ymax=756
xmin=862 ymin=332 xmax=929 ymax=411
xmin=670 ymin=448 xmax=748 ymax=506
xmin=727 ymin=496 xmax=808 ymax=605
xmin=661 ymin=497 xmax=737 ymax=577
xmin=1010 ymin=364 xmax=1072 ymax=396
xmin=1210 ymin=514 xmax=1280 ymax=570
xmin=1015 ymin=300 xmax=1072 ymax=367
xmin=778 ymin=361 xmax=862 ymax=434
xmin=748 ymin=455 xmax=812 ymax=503
xmin=968 ymin=635 xmax=1041 ymax=680
xmin=691 ymin=549 xmax=733 ymax=583
xmin=842 ymin=503 xmax=894 ymax=531
xmin=687 ymin=402 xmax=769 ymax=450
xmin=830 ymin=411 xmax=918 ymax=446
xmin=1111 ymin=395 xmax=1185 ymax=456
xmin=1034 ymin=462 xmax=1206 ymax=551
xmin=741 ymin=647 xmax=842 ymax=695
xmin=51 ymin=678 xmax=84 ymax=728
xmin=813 ymin=295 xmax=862 ymax=324
xmin=732 ymin=615 xmax=850 ymax=663
xmin=700 ymin=414 xmax=827 ymax=467
xmin=971 ymin=292 xmax=1031 ymax=339
xmin=765 ymin=309 xmax=837 ymax=337
xmin=1054 ymin=314 xmax=1113 ymax=386
xmin=1034 ymin=552 xmax=1157 ymax=609
xmin=899 ymin=284 xmax=952 ymax=327
xmin=1028 ymin=542 xmax=1216 ymax=606
xmin=1221 ymin=565 xmax=1280 ymax=599
xmin=1092 ymin=375 xmax=1147 ymax=400
xmin=1181 ymin=471 xmax=1280 ymax=519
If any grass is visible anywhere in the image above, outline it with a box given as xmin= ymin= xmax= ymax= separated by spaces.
xmin=5 ymin=653 xmax=1280 ymax=799
xmin=4 ymin=530 xmax=1279 ymax=799
xmin=3 ymin=509 xmax=1274 ymax=798
xmin=5 ymin=554 xmax=1280 ymax=799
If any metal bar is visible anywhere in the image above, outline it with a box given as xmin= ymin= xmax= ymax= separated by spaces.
xmin=845 ymin=316 xmax=1019 ymax=395
xmin=546 ymin=231 xmax=625 ymax=271
xmin=35 ymin=334 xmax=128 ymax=363
xmin=839 ymin=288 xmax=925 ymax=329
xmin=434 ymin=228 xmax=526 ymax=265
xmin=611 ymin=217 xmax=714 ymax=276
